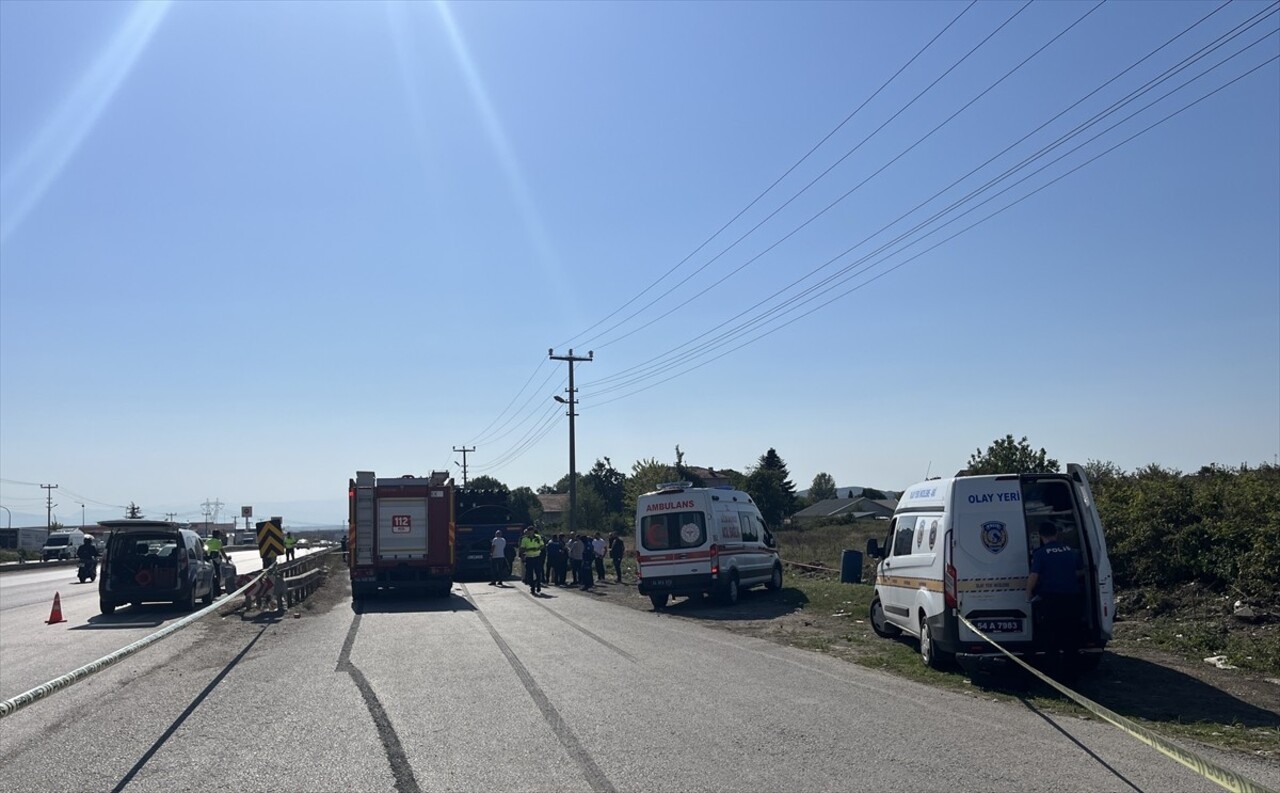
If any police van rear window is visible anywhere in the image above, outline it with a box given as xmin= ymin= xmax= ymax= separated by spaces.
xmin=641 ymin=512 xmax=706 ymax=551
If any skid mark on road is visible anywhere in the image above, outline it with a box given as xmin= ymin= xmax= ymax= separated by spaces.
xmin=522 ymin=591 xmax=639 ymax=664
xmin=461 ymin=584 xmax=617 ymax=793
xmin=337 ymin=614 xmax=421 ymax=793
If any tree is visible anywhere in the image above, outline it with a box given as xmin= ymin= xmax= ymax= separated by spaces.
xmin=508 ymin=487 xmax=542 ymax=526
xmin=466 ymin=475 xmax=508 ymax=494
xmin=624 ymin=458 xmax=677 ymax=516
xmin=809 ymin=472 xmax=837 ymax=502
xmin=570 ymin=487 xmax=609 ymax=535
xmin=966 ymin=435 xmax=1059 ymax=475
xmin=582 ymin=457 xmax=626 ymax=514
xmin=861 ymin=487 xmax=887 ymax=500
xmin=746 ymin=448 xmax=797 ymax=528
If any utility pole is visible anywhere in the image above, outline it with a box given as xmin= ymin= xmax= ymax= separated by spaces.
xmin=41 ymin=484 xmax=58 ymax=533
xmin=453 ymin=446 xmax=475 ymax=488
xmin=549 ymin=348 xmax=592 ymax=538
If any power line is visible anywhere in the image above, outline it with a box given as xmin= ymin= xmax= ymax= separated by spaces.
xmin=581 ymin=4 xmax=1276 ymax=400
xmin=585 ymin=46 xmax=1279 ymax=408
xmin=554 ymin=0 xmax=981 ymax=352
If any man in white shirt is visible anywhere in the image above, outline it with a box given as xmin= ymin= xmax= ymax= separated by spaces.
xmin=592 ymin=534 xmax=607 ymax=582
xmin=490 ymin=530 xmax=507 ymax=585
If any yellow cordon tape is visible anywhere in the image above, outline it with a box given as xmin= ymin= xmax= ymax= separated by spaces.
xmin=0 ymin=567 xmax=271 ymax=720
xmin=958 ymin=614 xmax=1276 ymax=793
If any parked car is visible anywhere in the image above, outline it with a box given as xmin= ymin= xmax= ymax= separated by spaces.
xmin=98 ymin=520 xmax=215 ymax=614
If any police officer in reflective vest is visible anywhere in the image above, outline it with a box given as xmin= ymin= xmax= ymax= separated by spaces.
xmin=519 ymin=527 xmax=545 ymax=595
xmin=206 ymin=530 xmax=225 ymax=596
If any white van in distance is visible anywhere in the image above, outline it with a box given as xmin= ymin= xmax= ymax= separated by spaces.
xmin=41 ymin=528 xmax=88 ymax=561
xmin=635 ymin=483 xmax=782 ymax=610
xmin=866 ymin=464 xmax=1114 ymax=673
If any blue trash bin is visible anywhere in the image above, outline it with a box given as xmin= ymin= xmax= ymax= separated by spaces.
xmin=840 ymin=549 xmax=863 ymax=584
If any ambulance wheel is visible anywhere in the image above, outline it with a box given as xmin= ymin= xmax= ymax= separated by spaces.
xmin=649 ymin=593 xmax=668 ymax=610
xmin=766 ymin=565 xmax=782 ymax=591
xmin=721 ymin=573 xmax=740 ymax=606
xmin=920 ymin=620 xmax=949 ymax=670
xmin=870 ymin=597 xmax=900 ymax=638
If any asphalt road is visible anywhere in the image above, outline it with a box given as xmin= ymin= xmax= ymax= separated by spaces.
xmin=0 ymin=549 xmax=313 ymax=700
xmin=0 ymin=574 xmax=1275 ymax=792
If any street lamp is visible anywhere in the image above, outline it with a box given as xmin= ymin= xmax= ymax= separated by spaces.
xmin=0 ymin=505 xmax=10 ymax=529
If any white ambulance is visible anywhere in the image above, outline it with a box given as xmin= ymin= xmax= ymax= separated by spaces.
xmin=866 ymin=464 xmax=1114 ymax=673
xmin=635 ymin=483 xmax=782 ymax=610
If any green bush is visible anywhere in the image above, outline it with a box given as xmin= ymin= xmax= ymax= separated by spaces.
xmin=1095 ymin=463 xmax=1279 ymax=602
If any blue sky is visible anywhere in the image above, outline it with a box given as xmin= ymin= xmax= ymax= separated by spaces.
xmin=1 ymin=0 xmax=1277 ymax=528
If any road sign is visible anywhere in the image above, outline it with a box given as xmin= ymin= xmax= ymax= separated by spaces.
xmin=256 ymin=519 xmax=284 ymax=559
xmin=241 ymin=506 xmax=253 ymax=518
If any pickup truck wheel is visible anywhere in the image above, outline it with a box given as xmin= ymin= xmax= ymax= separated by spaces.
xmin=870 ymin=597 xmax=901 ymax=638
xmin=766 ymin=565 xmax=783 ymax=591
xmin=649 ymin=593 xmax=668 ymax=610
xmin=200 ymin=585 xmax=213 ymax=606
xmin=178 ymin=587 xmax=196 ymax=612
xmin=100 ymin=599 xmax=116 ymax=615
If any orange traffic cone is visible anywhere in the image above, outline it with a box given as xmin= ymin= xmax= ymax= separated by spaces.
xmin=46 ymin=592 xmax=67 ymax=624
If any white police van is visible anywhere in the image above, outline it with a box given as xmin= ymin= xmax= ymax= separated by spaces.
xmin=635 ymin=483 xmax=782 ymax=610
xmin=866 ymin=464 xmax=1114 ymax=673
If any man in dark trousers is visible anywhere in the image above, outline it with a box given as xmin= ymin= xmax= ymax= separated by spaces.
xmin=579 ymin=534 xmax=595 ymax=591
xmin=1025 ymin=521 xmax=1084 ymax=676
xmin=609 ymin=532 xmax=625 ymax=583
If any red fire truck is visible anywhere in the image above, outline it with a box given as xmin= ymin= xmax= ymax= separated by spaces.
xmin=348 ymin=471 xmax=455 ymax=598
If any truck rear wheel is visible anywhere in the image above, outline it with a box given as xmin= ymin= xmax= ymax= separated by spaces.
xmin=649 ymin=593 xmax=668 ymax=610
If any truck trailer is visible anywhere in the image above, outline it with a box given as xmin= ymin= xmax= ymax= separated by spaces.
xmin=348 ymin=471 xmax=455 ymax=598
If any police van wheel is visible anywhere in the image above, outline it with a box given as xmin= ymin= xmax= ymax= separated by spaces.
xmin=920 ymin=621 xmax=948 ymax=670
xmin=870 ymin=597 xmax=900 ymax=638
xmin=649 ymin=593 xmax=668 ymax=610
xmin=766 ymin=565 xmax=782 ymax=591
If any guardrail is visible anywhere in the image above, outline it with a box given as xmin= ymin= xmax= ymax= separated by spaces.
xmin=277 ymin=549 xmax=331 ymax=607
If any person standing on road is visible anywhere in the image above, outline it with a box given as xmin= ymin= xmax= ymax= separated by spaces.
xmin=568 ymin=534 xmax=583 ymax=586
xmin=609 ymin=532 xmax=625 ymax=584
xmin=592 ymin=533 xmax=607 ymax=582
xmin=489 ymin=529 xmax=507 ymax=586
xmin=544 ymin=534 xmax=564 ymax=587
xmin=206 ymin=530 xmax=225 ymax=596
xmin=579 ymin=534 xmax=596 ymax=591
xmin=519 ymin=527 xmax=546 ymax=595
xmin=1025 ymin=521 xmax=1084 ymax=676
xmin=284 ymin=531 xmax=297 ymax=561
